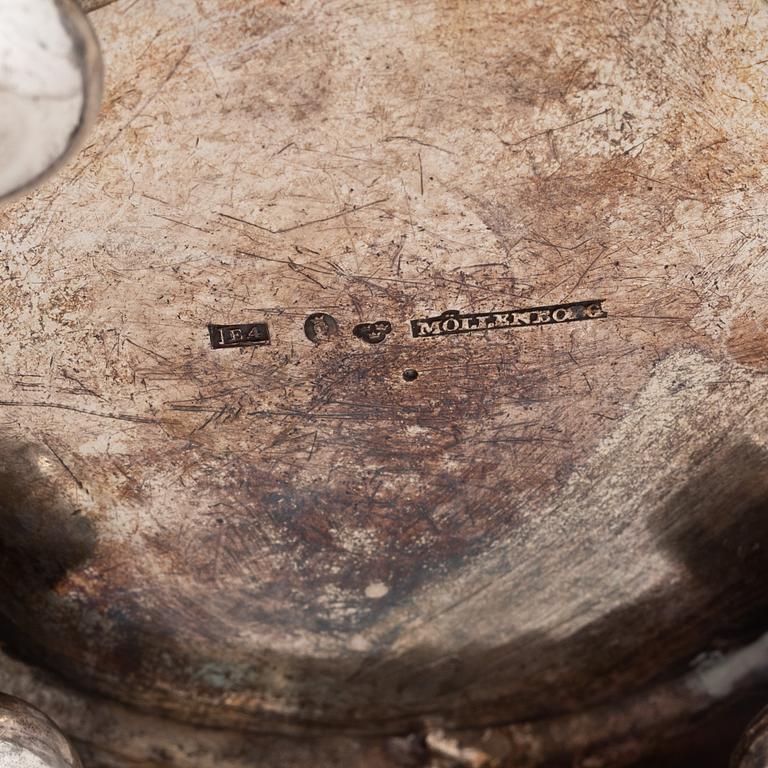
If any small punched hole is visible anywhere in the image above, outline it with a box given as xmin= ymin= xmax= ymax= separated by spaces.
xmin=403 ymin=369 xmax=419 ymax=382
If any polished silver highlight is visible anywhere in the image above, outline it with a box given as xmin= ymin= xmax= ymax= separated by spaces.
xmin=0 ymin=0 xmax=102 ymax=202
xmin=0 ymin=694 xmax=82 ymax=768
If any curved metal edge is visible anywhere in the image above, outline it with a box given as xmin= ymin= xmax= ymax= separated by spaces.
xmin=78 ymin=1 xmax=118 ymax=11
xmin=0 ymin=692 xmax=83 ymax=768
xmin=0 ymin=0 xmax=104 ymax=205
xmin=730 ymin=706 xmax=768 ymax=768
xmin=3 ymin=634 xmax=768 ymax=767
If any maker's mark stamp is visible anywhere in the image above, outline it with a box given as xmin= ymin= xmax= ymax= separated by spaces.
xmin=209 ymin=322 xmax=270 ymax=349
xmin=410 ymin=299 xmax=606 ymax=339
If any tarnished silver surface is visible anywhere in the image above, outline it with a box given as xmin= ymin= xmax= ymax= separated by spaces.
xmin=2 ymin=0 xmax=768 ymax=765
xmin=0 ymin=0 xmax=102 ymax=203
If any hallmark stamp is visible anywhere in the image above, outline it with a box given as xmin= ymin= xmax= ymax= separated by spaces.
xmin=410 ymin=299 xmax=606 ymax=339
xmin=353 ymin=320 xmax=393 ymax=344
xmin=304 ymin=312 xmax=339 ymax=343
xmin=209 ymin=322 xmax=270 ymax=349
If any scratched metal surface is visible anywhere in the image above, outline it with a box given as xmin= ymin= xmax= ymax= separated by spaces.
xmin=2 ymin=0 xmax=768 ymax=762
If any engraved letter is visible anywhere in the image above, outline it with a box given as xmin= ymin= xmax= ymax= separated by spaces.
xmin=584 ymin=301 xmax=606 ymax=319
xmin=442 ymin=317 xmax=460 ymax=333
xmin=415 ymin=320 xmax=442 ymax=337
xmin=510 ymin=312 xmax=531 ymax=326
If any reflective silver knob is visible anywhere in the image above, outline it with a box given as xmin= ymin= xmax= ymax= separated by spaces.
xmin=0 ymin=694 xmax=82 ymax=768
xmin=0 ymin=0 xmax=103 ymax=203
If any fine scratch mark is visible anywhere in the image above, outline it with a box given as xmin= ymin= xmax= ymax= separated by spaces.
xmin=236 ymin=250 xmax=328 ymax=288
xmin=42 ymin=439 xmax=85 ymax=490
xmin=383 ymin=136 xmax=453 ymax=154
xmin=151 ymin=214 xmax=213 ymax=234
xmin=740 ymin=57 xmax=768 ymax=69
xmin=418 ymin=152 xmax=424 ymax=196
xmin=307 ymin=430 xmax=318 ymax=462
xmin=124 ymin=337 xmax=171 ymax=362
xmin=502 ymin=108 xmax=610 ymax=147
xmin=274 ymin=141 xmax=295 ymax=156
xmin=60 ymin=372 xmax=106 ymax=401
xmin=0 ymin=400 xmax=159 ymax=424
xmin=564 ymin=246 xmax=608 ymax=299
xmin=217 ymin=196 xmax=389 ymax=235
